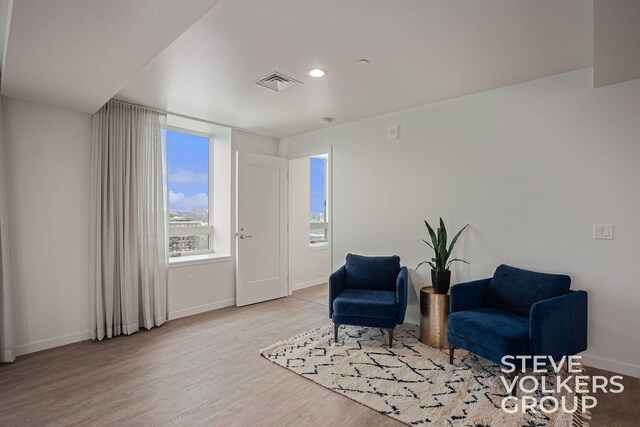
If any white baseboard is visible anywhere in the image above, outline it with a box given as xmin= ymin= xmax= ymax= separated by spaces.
xmin=13 ymin=300 xmax=236 ymax=358
xmin=14 ymin=330 xmax=91 ymax=357
xmin=292 ymin=278 xmax=327 ymax=291
xmin=581 ymin=353 xmax=640 ymax=378
xmin=168 ymin=298 xmax=236 ymax=320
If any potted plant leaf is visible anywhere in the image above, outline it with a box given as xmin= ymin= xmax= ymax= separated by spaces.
xmin=416 ymin=218 xmax=468 ymax=294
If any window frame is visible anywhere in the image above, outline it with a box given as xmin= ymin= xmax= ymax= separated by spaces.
xmin=166 ymin=126 xmax=215 ymax=258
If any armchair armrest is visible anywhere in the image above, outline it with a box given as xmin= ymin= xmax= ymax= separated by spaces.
xmin=450 ymin=278 xmax=491 ymax=313
xmin=396 ymin=267 xmax=410 ymax=324
xmin=530 ymin=290 xmax=588 ymax=361
xmin=329 ymin=265 xmax=347 ymax=318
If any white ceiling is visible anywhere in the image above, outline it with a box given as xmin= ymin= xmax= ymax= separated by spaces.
xmin=1 ymin=0 xmax=221 ymax=112
xmin=2 ymin=0 xmax=592 ymax=137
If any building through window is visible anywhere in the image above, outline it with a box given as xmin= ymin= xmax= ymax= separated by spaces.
xmin=309 ymin=155 xmax=328 ymax=245
xmin=167 ymin=129 xmax=213 ymax=256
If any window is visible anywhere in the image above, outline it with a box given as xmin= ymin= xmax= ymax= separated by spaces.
xmin=167 ymin=129 xmax=213 ymax=257
xmin=309 ymin=155 xmax=328 ymax=245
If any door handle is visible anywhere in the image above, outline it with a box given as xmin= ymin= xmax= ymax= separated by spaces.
xmin=238 ymin=234 xmax=253 ymax=239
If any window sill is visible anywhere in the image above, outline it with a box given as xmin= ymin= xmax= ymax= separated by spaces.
xmin=309 ymin=243 xmax=329 ymax=252
xmin=169 ymin=253 xmax=231 ymax=268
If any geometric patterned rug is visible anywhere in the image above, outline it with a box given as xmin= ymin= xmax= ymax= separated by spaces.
xmin=260 ymin=323 xmax=587 ymax=426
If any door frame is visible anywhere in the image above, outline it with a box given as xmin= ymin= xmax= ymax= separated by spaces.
xmin=287 ymin=147 xmax=333 ymax=295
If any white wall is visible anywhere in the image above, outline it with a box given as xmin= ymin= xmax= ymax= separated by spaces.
xmin=289 ymin=156 xmax=329 ymax=290
xmin=160 ymin=115 xmax=281 ymax=319
xmin=2 ymin=98 xmax=280 ymax=352
xmin=2 ymin=97 xmax=92 ymax=355
xmin=165 ymin=115 xmax=234 ymax=319
xmin=281 ymin=69 xmax=640 ymax=377
xmin=168 ymin=258 xmax=235 ymax=319
xmin=165 ymin=123 xmax=280 ymax=319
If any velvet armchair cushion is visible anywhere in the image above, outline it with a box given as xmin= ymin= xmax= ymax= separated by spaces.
xmin=333 ymin=289 xmax=397 ymax=319
xmin=345 ymin=253 xmax=401 ymax=291
xmin=448 ymin=307 xmax=530 ymax=356
xmin=484 ymin=264 xmax=571 ymax=317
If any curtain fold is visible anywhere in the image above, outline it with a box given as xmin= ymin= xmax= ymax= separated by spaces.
xmin=90 ymin=100 xmax=168 ymax=341
xmin=0 ymin=97 xmax=15 ymax=362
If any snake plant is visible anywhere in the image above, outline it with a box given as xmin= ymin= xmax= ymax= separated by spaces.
xmin=417 ymin=218 xmax=468 ymax=272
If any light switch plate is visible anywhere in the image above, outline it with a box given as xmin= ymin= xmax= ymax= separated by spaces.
xmin=388 ymin=125 xmax=399 ymax=140
xmin=593 ymin=224 xmax=614 ymax=240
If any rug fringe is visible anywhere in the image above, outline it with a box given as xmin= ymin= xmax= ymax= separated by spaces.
xmin=572 ymin=410 xmax=591 ymax=427
xmin=571 ymin=367 xmax=592 ymax=427
xmin=572 ymin=398 xmax=591 ymax=427
xmin=259 ymin=322 xmax=333 ymax=356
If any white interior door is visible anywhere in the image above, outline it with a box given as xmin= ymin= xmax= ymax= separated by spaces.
xmin=236 ymin=152 xmax=288 ymax=306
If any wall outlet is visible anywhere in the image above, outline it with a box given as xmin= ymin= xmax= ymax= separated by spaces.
xmin=186 ymin=274 xmax=193 ymax=285
xmin=593 ymin=224 xmax=614 ymax=240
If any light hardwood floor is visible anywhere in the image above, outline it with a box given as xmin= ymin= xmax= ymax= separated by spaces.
xmin=1 ymin=284 xmax=637 ymax=426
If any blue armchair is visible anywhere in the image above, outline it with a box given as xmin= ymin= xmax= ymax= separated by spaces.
xmin=329 ymin=254 xmax=409 ymax=347
xmin=447 ymin=264 xmax=588 ymax=370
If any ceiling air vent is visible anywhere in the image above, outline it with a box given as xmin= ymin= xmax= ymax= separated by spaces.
xmin=255 ymin=72 xmax=302 ymax=92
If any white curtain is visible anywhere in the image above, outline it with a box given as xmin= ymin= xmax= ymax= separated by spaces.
xmin=0 ymin=97 xmax=15 ymax=362
xmin=90 ymin=100 xmax=168 ymax=340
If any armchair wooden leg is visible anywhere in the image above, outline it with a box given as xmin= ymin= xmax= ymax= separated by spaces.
xmin=388 ymin=328 xmax=394 ymax=348
xmin=449 ymin=344 xmax=455 ymax=364
xmin=334 ymin=323 xmax=339 ymax=343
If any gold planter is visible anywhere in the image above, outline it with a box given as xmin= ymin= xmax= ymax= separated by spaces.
xmin=419 ymin=286 xmax=450 ymax=349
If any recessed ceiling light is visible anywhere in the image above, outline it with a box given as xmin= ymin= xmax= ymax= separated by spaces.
xmin=321 ymin=117 xmax=333 ymax=125
xmin=357 ymin=59 xmax=370 ymax=65
xmin=308 ymin=68 xmax=327 ymax=78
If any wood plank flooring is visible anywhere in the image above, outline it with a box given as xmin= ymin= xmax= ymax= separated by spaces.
xmin=1 ymin=284 xmax=637 ymax=426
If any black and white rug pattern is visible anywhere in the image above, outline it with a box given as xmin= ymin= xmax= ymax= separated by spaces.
xmin=260 ymin=323 xmax=580 ymax=426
